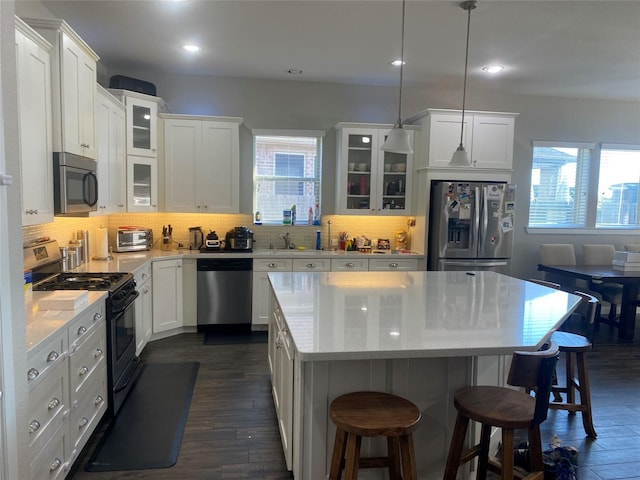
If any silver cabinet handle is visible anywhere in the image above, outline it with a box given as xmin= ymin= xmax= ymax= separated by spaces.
xmin=345 ymin=262 xmax=355 ymax=268
xmin=141 ymin=273 xmax=147 ymax=280
xmin=77 ymin=326 xmax=87 ymax=335
xmin=47 ymin=351 xmax=59 ymax=362
xmin=95 ymin=395 xmax=104 ymax=406
xmin=50 ymin=458 xmax=62 ymax=472
xmin=28 ymin=420 xmax=40 ymax=433
xmin=27 ymin=368 xmax=39 ymax=381
xmin=48 ymin=397 xmax=60 ymax=410
xmin=79 ymin=417 xmax=89 ymax=429
xmin=93 ymin=312 xmax=103 ymax=322
xmin=79 ymin=366 xmax=89 ymax=376
xmin=268 ymin=263 xmax=278 ymax=268
xmin=306 ymin=263 xmax=317 ymax=268
xmin=94 ymin=348 xmax=103 ymax=358
xmin=389 ymin=263 xmax=399 ymax=268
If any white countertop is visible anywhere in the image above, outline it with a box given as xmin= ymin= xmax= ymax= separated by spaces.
xmin=25 ymin=291 xmax=108 ymax=352
xmin=268 ymin=271 xmax=581 ymax=361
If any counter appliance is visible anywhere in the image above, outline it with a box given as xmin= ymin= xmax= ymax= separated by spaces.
xmin=111 ymin=227 xmax=153 ymax=252
xmin=189 ymin=226 xmax=204 ymax=250
xmin=53 ymin=152 xmax=98 ymax=215
xmin=225 ymin=226 xmax=253 ymax=251
xmin=428 ymin=181 xmax=515 ymax=273
xmin=24 ymin=240 xmax=139 ymax=416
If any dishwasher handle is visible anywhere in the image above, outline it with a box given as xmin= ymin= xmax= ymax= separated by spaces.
xmin=197 ymin=258 xmax=253 ymax=271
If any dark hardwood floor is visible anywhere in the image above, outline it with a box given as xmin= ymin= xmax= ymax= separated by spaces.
xmin=69 ymin=322 xmax=640 ymax=480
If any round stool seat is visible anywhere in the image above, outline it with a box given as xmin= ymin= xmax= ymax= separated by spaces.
xmin=551 ymin=330 xmax=591 ymax=351
xmin=454 ymin=386 xmax=536 ymax=430
xmin=330 ymin=391 xmax=421 ymax=437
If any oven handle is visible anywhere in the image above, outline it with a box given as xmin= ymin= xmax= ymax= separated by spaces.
xmin=114 ymin=356 xmax=140 ymax=393
xmin=110 ymin=290 xmax=139 ymax=315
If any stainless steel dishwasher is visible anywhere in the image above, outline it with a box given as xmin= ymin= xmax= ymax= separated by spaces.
xmin=197 ymin=258 xmax=253 ymax=328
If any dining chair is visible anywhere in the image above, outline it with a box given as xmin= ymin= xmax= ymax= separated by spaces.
xmin=582 ymin=244 xmax=622 ymax=330
xmin=539 ymin=244 xmax=582 ymax=290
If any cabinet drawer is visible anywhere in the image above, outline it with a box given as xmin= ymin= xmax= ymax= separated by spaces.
xmin=28 ymin=358 xmax=68 ymax=458
xmin=69 ymin=365 xmax=108 ymax=455
xmin=29 ymin=420 xmax=69 ymax=480
xmin=69 ymin=325 xmax=106 ymax=400
xmin=68 ymin=303 xmax=105 ymax=354
xmin=134 ymin=261 xmax=152 ymax=284
xmin=292 ymin=258 xmax=330 ymax=271
xmin=368 ymin=258 xmax=419 ymax=271
xmin=27 ymin=331 xmax=67 ymax=391
xmin=331 ymin=259 xmax=369 ymax=271
xmin=253 ymin=258 xmax=293 ymax=272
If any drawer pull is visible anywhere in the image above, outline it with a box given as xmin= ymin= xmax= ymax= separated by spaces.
xmin=27 ymin=368 xmax=39 ymax=381
xmin=345 ymin=262 xmax=355 ymax=268
xmin=95 ymin=348 xmax=104 ymax=358
xmin=93 ymin=312 xmax=103 ymax=322
xmin=268 ymin=263 xmax=278 ymax=268
xmin=79 ymin=366 xmax=89 ymax=376
xmin=50 ymin=458 xmax=62 ymax=472
xmin=389 ymin=263 xmax=399 ymax=268
xmin=48 ymin=397 xmax=60 ymax=410
xmin=95 ymin=395 xmax=104 ymax=406
xmin=28 ymin=420 xmax=40 ymax=433
xmin=47 ymin=351 xmax=59 ymax=363
xmin=306 ymin=263 xmax=317 ymax=268
xmin=77 ymin=325 xmax=87 ymax=335
xmin=79 ymin=417 xmax=89 ymax=429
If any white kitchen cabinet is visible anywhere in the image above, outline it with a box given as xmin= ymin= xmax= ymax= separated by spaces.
xmin=335 ymin=123 xmax=416 ymax=215
xmin=133 ymin=262 xmax=152 ymax=356
xmin=109 ymin=90 xmax=161 ymax=157
xmin=24 ymin=18 xmax=99 ymax=160
xmin=291 ymin=258 xmax=331 ymax=272
xmin=181 ymin=258 xmax=197 ymax=327
xmin=162 ymin=114 xmax=242 ymax=213
xmin=152 ymin=259 xmax=183 ymax=333
xmin=252 ymin=259 xmax=292 ymax=327
xmin=126 ymin=155 xmax=157 ymax=212
xmin=330 ymin=258 xmax=369 ymax=271
xmin=415 ymin=108 xmax=518 ymax=170
xmin=95 ymin=85 xmax=126 ymax=215
xmin=368 ymin=257 xmax=420 ymax=271
xmin=16 ymin=18 xmax=55 ymax=226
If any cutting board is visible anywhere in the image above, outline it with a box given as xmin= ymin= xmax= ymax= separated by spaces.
xmin=38 ymin=290 xmax=89 ymax=310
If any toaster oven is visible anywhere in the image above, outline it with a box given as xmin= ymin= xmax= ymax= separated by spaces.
xmin=112 ymin=228 xmax=153 ymax=252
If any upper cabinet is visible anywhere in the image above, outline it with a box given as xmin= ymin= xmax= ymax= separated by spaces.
xmin=24 ymin=18 xmax=99 ymax=160
xmin=162 ymin=114 xmax=242 ymax=214
xmin=95 ymin=85 xmax=126 ymax=215
xmin=109 ymin=90 xmax=161 ymax=157
xmin=335 ymin=123 xmax=416 ymax=215
xmin=16 ymin=17 xmax=54 ymax=226
xmin=413 ymin=108 xmax=518 ymax=170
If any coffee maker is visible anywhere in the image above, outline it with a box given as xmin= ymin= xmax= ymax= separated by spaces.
xmin=188 ymin=227 xmax=203 ymax=250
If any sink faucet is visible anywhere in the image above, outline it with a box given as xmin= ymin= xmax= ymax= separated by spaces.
xmin=279 ymin=232 xmax=291 ymax=249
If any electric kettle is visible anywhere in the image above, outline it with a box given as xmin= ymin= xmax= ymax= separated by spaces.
xmin=188 ymin=226 xmax=204 ymax=250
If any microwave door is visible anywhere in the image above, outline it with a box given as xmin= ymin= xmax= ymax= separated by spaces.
xmin=83 ymin=171 xmax=98 ymax=207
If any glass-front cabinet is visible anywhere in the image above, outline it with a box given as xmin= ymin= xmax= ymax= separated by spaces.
xmin=335 ymin=123 xmax=415 ymax=215
xmin=127 ymin=156 xmax=157 ymax=212
xmin=109 ymin=89 xmax=161 ymax=157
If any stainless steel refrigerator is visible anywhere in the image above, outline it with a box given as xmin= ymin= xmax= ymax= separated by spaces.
xmin=428 ymin=181 xmax=516 ymax=272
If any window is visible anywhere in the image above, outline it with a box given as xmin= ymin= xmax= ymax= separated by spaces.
xmin=528 ymin=142 xmax=640 ymax=229
xmin=253 ymin=131 xmax=323 ymax=224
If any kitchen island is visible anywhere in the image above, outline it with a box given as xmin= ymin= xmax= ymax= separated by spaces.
xmin=267 ymin=270 xmax=581 ymax=480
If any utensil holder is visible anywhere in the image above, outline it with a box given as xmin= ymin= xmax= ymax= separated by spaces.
xmin=161 ymin=235 xmax=172 ymax=251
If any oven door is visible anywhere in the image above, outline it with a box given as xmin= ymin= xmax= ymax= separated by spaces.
xmin=109 ymin=291 xmax=140 ymax=415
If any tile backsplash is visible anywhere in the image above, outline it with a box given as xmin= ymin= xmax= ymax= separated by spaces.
xmin=22 ymin=213 xmax=418 ymax=257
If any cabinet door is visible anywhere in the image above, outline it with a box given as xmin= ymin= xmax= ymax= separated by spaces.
xmin=376 ymin=129 xmax=414 ymax=215
xmin=135 ymin=278 xmax=152 ymax=356
xmin=426 ymin=113 xmax=472 ymax=168
xmin=61 ymin=32 xmax=96 ymax=159
xmin=95 ymin=95 xmax=112 ymax=214
xmin=199 ymin=120 xmax=239 ymax=213
xmin=152 ymin=260 xmax=183 ymax=333
xmin=127 ymin=155 xmax=157 ymax=212
xmin=126 ymin=97 xmax=158 ymax=157
xmin=164 ymin=119 xmax=199 ymax=212
xmin=252 ymin=271 xmax=271 ymax=326
xmin=337 ymin=128 xmax=375 ymax=214
xmin=471 ymin=115 xmax=515 ymax=169
xmin=110 ymin=107 xmax=127 ymax=212
xmin=16 ymin=28 xmax=54 ymax=226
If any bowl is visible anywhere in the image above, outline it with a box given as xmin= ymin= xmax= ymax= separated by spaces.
xmin=357 ymin=163 xmax=368 ymax=172
xmin=393 ymin=163 xmax=406 ymax=172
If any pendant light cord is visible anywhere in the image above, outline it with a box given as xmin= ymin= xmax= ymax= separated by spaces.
xmin=459 ymin=1 xmax=475 ymax=146
xmin=396 ymin=0 xmax=406 ymax=128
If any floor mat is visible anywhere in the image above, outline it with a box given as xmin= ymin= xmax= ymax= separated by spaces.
xmin=203 ymin=330 xmax=268 ymax=345
xmin=85 ymin=362 xmax=199 ymax=472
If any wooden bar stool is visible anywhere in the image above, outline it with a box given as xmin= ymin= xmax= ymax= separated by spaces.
xmin=329 ymin=391 xmax=421 ymax=480
xmin=443 ymin=343 xmax=559 ymax=480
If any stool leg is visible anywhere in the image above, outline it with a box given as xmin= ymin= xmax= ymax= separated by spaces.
xmin=344 ymin=433 xmax=361 ymax=480
xmin=387 ymin=436 xmax=402 ymax=480
xmin=399 ymin=434 xmax=417 ymax=480
xmin=443 ymin=412 xmax=470 ymax=480
xmin=576 ymin=351 xmax=597 ymax=438
xmin=330 ymin=428 xmax=348 ymax=480
xmin=476 ymin=424 xmax=492 ymax=480
xmin=565 ymin=351 xmax=576 ymax=410
xmin=500 ymin=428 xmax=515 ymax=480
xmin=527 ymin=427 xmax=543 ymax=473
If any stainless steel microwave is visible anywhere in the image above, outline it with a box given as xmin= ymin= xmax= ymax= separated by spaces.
xmin=53 ymin=152 xmax=98 ymax=215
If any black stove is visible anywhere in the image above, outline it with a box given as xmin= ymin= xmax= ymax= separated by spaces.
xmin=34 ymin=272 xmax=132 ymax=293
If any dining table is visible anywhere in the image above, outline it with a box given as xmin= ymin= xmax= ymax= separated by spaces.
xmin=537 ymin=263 xmax=639 ymax=341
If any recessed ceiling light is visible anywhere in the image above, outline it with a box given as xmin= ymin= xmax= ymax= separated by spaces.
xmin=183 ymin=44 xmax=200 ymax=53
xmin=390 ymin=59 xmax=406 ymax=67
xmin=286 ymin=68 xmax=303 ymax=75
xmin=482 ymin=65 xmax=504 ymax=74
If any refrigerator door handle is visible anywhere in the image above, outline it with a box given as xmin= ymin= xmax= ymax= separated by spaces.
xmin=471 ymin=186 xmax=481 ymax=255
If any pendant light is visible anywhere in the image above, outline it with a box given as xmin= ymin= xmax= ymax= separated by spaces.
xmin=449 ymin=0 xmax=477 ymax=167
xmin=380 ymin=0 xmax=413 ymax=155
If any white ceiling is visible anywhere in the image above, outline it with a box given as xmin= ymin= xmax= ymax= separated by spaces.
xmin=34 ymin=0 xmax=640 ymax=102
